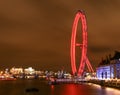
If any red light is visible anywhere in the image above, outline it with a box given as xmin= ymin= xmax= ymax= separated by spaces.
xmin=51 ymin=85 xmax=54 ymax=95
xmin=70 ymin=10 xmax=94 ymax=76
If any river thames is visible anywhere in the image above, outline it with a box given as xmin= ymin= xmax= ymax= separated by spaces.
xmin=0 ymin=79 xmax=120 ymax=95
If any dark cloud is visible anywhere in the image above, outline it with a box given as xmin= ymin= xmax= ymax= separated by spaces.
xmin=89 ymin=46 xmax=111 ymax=53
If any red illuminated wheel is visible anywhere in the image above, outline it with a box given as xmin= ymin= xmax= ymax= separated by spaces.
xmin=70 ymin=10 xmax=94 ymax=76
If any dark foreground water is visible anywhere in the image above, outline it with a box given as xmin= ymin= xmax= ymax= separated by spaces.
xmin=0 ymin=79 xmax=120 ymax=95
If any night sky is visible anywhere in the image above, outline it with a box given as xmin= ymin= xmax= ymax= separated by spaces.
xmin=0 ymin=0 xmax=120 ymax=72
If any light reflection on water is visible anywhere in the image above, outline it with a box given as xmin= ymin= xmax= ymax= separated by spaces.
xmin=104 ymin=87 xmax=120 ymax=95
xmin=50 ymin=83 xmax=120 ymax=95
xmin=0 ymin=80 xmax=120 ymax=95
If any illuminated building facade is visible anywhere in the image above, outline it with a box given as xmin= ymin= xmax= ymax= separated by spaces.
xmin=96 ymin=51 xmax=120 ymax=80
xmin=10 ymin=67 xmax=23 ymax=75
xmin=24 ymin=67 xmax=35 ymax=75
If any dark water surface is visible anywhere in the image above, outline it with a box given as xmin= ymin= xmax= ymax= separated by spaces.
xmin=0 ymin=79 xmax=120 ymax=95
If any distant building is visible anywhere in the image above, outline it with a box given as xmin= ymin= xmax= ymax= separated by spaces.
xmin=96 ymin=51 xmax=120 ymax=80
xmin=24 ymin=67 xmax=35 ymax=75
xmin=10 ymin=67 xmax=23 ymax=75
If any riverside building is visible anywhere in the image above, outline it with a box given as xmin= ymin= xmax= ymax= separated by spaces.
xmin=96 ymin=51 xmax=120 ymax=80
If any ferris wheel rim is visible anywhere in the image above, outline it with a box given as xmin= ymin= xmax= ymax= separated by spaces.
xmin=70 ymin=11 xmax=87 ymax=75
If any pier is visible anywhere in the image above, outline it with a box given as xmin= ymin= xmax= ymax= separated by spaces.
xmin=48 ymin=78 xmax=89 ymax=85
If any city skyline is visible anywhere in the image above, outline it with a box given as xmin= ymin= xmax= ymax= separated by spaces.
xmin=0 ymin=1 xmax=120 ymax=72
